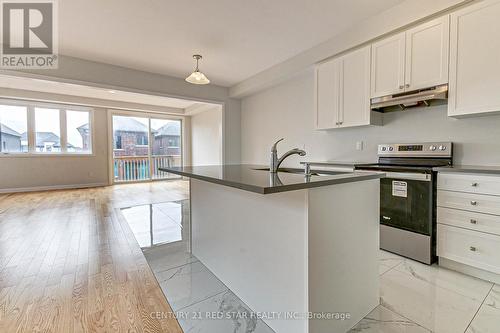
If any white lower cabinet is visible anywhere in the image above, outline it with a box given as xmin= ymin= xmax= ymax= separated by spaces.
xmin=438 ymin=224 xmax=500 ymax=274
xmin=437 ymin=172 xmax=500 ymax=279
xmin=438 ymin=207 xmax=500 ymax=236
xmin=437 ymin=172 xmax=500 ymax=196
xmin=437 ymin=190 xmax=500 ymax=216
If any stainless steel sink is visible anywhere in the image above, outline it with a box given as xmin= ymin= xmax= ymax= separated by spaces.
xmin=252 ymin=167 xmax=310 ymax=174
xmin=252 ymin=167 xmax=348 ymax=176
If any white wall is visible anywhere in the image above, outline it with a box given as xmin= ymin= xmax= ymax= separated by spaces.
xmin=241 ymin=68 xmax=500 ymax=167
xmin=190 ymin=107 xmax=222 ymax=166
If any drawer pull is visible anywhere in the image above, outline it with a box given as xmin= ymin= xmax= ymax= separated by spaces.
xmin=471 ymin=183 xmax=478 ymax=187
xmin=470 ymin=219 xmax=478 ymax=224
xmin=470 ymin=201 xmax=478 ymax=206
xmin=469 ymin=246 xmax=477 ymax=252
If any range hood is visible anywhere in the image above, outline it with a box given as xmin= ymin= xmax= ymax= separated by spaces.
xmin=371 ymin=84 xmax=448 ymax=112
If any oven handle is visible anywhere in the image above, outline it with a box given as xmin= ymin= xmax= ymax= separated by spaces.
xmin=384 ymin=172 xmax=432 ymax=181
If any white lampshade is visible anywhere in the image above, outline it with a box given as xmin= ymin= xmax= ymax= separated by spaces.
xmin=185 ymin=70 xmax=210 ymax=85
xmin=186 ymin=54 xmax=210 ymax=85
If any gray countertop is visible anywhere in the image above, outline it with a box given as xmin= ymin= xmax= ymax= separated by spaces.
xmin=434 ymin=165 xmax=500 ymax=175
xmin=159 ymin=164 xmax=384 ymax=194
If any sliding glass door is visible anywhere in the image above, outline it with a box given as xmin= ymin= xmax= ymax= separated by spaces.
xmin=151 ymin=118 xmax=182 ymax=179
xmin=112 ymin=114 xmax=182 ymax=183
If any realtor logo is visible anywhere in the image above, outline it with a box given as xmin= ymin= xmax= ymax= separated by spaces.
xmin=1 ymin=0 xmax=58 ymax=68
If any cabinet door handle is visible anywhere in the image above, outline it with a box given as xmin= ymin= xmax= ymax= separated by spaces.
xmin=469 ymin=246 xmax=477 ymax=252
xmin=405 ymin=84 xmax=410 ymax=88
xmin=470 ymin=201 xmax=477 ymax=206
xmin=471 ymin=183 xmax=478 ymax=187
xmin=399 ymin=85 xmax=404 ymax=89
xmin=470 ymin=219 xmax=477 ymax=224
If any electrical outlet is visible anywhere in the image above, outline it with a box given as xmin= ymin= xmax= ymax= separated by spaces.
xmin=356 ymin=141 xmax=364 ymax=151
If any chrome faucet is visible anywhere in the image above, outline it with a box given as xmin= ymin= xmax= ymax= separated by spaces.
xmin=270 ymin=138 xmax=306 ymax=173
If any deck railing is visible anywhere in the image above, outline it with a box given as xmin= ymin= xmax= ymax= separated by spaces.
xmin=114 ymin=155 xmax=181 ymax=182
xmin=152 ymin=155 xmax=181 ymax=179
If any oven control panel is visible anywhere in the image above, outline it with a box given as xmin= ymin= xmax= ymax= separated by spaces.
xmin=378 ymin=142 xmax=452 ymax=157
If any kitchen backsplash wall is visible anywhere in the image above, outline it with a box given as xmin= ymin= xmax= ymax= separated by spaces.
xmin=241 ymin=68 xmax=500 ymax=167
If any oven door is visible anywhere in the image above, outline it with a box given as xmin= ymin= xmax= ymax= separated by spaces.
xmin=380 ymin=172 xmax=433 ymax=235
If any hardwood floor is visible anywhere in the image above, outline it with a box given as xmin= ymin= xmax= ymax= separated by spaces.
xmin=0 ymin=181 xmax=189 ymax=333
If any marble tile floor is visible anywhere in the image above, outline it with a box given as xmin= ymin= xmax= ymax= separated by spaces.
xmin=124 ymin=200 xmax=274 ymax=332
xmin=121 ymin=200 xmax=190 ymax=249
xmin=145 ymin=246 xmax=275 ymax=333
xmin=123 ymin=202 xmax=500 ymax=332
xmin=144 ymin=247 xmax=500 ymax=333
xmin=351 ymin=251 xmax=500 ymax=333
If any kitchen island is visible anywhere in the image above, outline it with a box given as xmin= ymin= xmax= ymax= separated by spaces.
xmin=159 ymin=164 xmax=384 ymax=333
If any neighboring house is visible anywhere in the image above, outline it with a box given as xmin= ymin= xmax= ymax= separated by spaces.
xmin=112 ymin=117 xmax=181 ymax=157
xmin=77 ymin=123 xmax=91 ymax=150
xmin=111 ymin=117 xmax=182 ymax=180
xmin=0 ymin=123 xmax=22 ymax=152
xmin=112 ymin=117 xmax=151 ymax=157
xmin=20 ymin=131 xmax=73 ymax=152
xmin=153 ymin=121 xmax=181 ymax=156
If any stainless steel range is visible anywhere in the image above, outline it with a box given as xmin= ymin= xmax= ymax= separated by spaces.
xmin=356 ymin=142 xmax=453 ymax=264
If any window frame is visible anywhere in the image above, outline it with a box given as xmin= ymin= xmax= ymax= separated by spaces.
xmin=0 ymin=98 xmax=94 ymax=157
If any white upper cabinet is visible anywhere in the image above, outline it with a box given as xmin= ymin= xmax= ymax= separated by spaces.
xmin=371 ymin=16 xmax=449 ymax=98
xmin=339 ymin=46 xmax=372 ymax=127
xmin=315 ymin=59 xmax=340 ymax=129
xmin=315 ymin=45 xmax=380 ymax=130
xmin=370 ymin=32 xmax=406 ymax=98
xmin=448 ymin=0 xmax=500 ymax=117
xmin=405 ymin=16 xmax=449 ymax=91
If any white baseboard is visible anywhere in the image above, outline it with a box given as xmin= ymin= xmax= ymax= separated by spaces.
xmin=439 ymin=257 xmax=500 ymax=284
xmin=0 ymin=182 xmax=109 ymax=194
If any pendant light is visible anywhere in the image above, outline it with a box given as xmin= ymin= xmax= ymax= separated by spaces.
xmin=185 ymin=54 xmax=210 ymax=85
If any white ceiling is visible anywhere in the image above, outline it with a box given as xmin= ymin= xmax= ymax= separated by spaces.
xmin=0 ymin=75 xmax=212 ymax=109
xmin=59 ymin=0 xmax=405 ymax=87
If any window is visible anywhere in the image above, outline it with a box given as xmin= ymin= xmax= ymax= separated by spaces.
xmin=0 ymin=104 xmax=27 ymax=153
xmin=168 ymin=137 xmax=180 ymax=147
xmin=136 ymin=134 xmax=148 ymax=146
xmin=0 ymin=100 xmax=93 ymax=155
xmin=114 ymin=135 xmax=122 ymax=149
xmin=66 ymin=110 xmax=91 ymax=153
xmin=35 ymin=107 xmax=61 ymax=153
